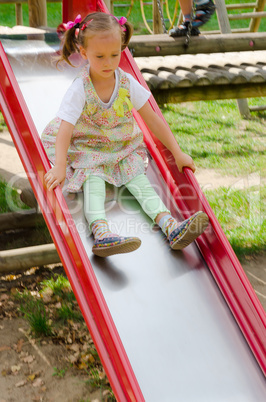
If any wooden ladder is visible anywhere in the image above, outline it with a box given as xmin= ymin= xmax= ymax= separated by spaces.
xmin=214 ymin=0 xmax=266 ymax=117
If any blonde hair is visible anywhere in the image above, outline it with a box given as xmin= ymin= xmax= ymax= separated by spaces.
xmin=57 ymin=12 xmax=133 ymax=67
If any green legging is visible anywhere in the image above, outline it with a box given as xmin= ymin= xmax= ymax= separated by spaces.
xmin=83 ymin=174 xmax=170 ymax=227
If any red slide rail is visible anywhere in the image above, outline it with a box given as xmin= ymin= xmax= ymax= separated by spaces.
xmin=0 ymin=0 xmax=265 ymax=399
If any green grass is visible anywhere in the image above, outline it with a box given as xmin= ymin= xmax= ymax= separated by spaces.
xmin=162 ymin=99 xmax=266 ymax=176
xmin=161 ymin=99 xmax=265 ymax=258
xmin=0 ymin=1 xmax=265 ymax=33
xmin=15 ymin=290 xmax=53 ymax=337
xmin=0 ymin=112 xmax=6 ymax=131
xmin=205 ymin=186 xmax=266 ymax=259
xmin=41 ymin=273 xmax=75 ymax=301
xmin=0 ymin=3 xmax=62 ymax=28
xmin=56 ymin=302 xmax=83 ymax=323
xmin=0 ymin=178 xmax=27 ymax=213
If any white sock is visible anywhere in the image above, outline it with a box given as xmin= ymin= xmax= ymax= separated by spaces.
xmin=91 ymin=219 xmax=118 ymax=240
xmin=158 ymin=215 xmax=179 ymax=238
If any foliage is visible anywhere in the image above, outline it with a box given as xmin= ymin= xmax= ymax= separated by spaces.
xmin=205 ymin=185 xmax=266 ymax=259
xmin=15 ymin=289 xmax=53 ymax=337
xmin=0 ymin=1 xmax=266 ymax=33
xmin=0 ymin=178 xmax=27 ymax=213
xmin=162 ymin=99 xmax=266 ymax=176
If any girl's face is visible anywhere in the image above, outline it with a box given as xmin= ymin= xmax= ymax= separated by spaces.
xmin=80 ymin=28 xmax=122 ymax=81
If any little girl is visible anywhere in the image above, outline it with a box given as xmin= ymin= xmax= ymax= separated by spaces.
xmin=42 ymin=12 xmax=209 ymax=257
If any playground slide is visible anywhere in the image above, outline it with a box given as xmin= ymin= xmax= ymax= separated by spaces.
xmin=0 ymin=7 xmax=265 ymax=402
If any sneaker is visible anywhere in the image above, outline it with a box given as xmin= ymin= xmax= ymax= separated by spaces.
xmin=92 ymin=236 xmax=141 ymax=257
xmin=169 ymin=211 xmax=209 ymax=250
xmin=194 ymin=0 xmax=216 ymax=27
xmin=169 ymin=21 xmax=200 ymax=38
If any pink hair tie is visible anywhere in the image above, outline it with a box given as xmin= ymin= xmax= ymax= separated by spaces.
xmin=64 ymin=14 xmax=82 ymax=30
xmin=81 ymin=19 xmax=93 ymax=31
xmin=113 ymin=16 xmax=127 ymax=31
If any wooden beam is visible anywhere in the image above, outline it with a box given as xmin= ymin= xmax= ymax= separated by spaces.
xmin=215 ymin=0 xmax=250 ymax=118
xmin=28 ymin=0 xmax=47 ymax=28
xmin=153 ymin=0 xmax=163 ymax=34
xmin=15 ymin=3 xmax=23 ymax=25
xmin=228 ymin=11 xmax=266 ymax=20
xmin=152 ymin=83 xmax=266 ymax=105
xmin=129 ymin=33 xmax=266 ymax=57
xmin=0 ymin=210 xmax=44 ymax=232
xmin=0 ymin=244 xmax=60 ymax=274
xmin=250 ymin=0 xmax=266 ymax=32
xmin=226 ymin=3 xmax=257 ymax=10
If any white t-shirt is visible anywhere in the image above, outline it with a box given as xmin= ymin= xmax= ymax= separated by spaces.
xmin=57 ymin=66 xmax=151 ymax=126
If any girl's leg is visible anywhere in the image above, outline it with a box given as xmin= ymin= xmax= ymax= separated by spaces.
xmin=83 ymin=175 xmax=141 ymax=257
xmin=125 ymin=174 xmax=209 ymax=250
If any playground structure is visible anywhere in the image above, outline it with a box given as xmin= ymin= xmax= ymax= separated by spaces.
xmin=0 ymin=0 xmax=266 ymax=400
xmin=1 ymin=0 xmax=265 ymax=34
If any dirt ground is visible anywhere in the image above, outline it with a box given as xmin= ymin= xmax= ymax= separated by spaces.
xmin=0 ymin=318 xmax=103 ymax=402
xmin=0 ymin=129 xmax=265 ymax=400
xmin=0 ymin=265 xmax=113 ymax=402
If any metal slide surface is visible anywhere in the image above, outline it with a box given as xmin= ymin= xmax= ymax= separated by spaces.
xmin=0 ymin=35 xmax=266 ymax=401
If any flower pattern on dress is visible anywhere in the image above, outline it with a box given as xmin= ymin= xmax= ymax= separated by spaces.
xmin=41 ymin=66 xmax=147 ymax=192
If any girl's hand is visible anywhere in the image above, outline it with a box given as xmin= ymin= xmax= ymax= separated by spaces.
xmin=175 ymin=152 xmax=196 ymax=173
xmin=44 ymin=165 xmax=66 ymax=191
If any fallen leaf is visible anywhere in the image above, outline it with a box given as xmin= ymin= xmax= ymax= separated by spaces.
xmin=23 ymin=355 xmax=35 ymax=364
xmin=66 ymin=336 xmax=72 ymax=344
xmin=11 ymin=365 xmax=21 ymax=373
xmin=0 ymin=294 xmax=9 ymax=302
xmin=32 ymin=378 xmax=44 ymax=388
xmin=87 ymin=354 xmax=95 ymax=364
xmin=0 ymin=345 xmax=11 ymax=352
xmin=78 ymin=361 xmax=87 ymax=370
xmin=27 ymin=374 xmax=36 ymax=382
xmin=41 ymin=287 xmax=53 ymax=303
xmin=68 ymin=355 xmax=78 ymax=364
xmin=98 ymin=370 xmax=106 ymax=380
xmin=16 ymin=339 xmax=24 ymax=353
xmin=68 ymin=344 xmax=80 ymax=353
xmin=15 ymin=380 xmax=26 ymax=387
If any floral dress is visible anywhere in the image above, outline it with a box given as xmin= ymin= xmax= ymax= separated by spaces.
xmin=41 ymin=66 xmax=147 ymax=192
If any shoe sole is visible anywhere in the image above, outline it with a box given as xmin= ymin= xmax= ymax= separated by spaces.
xmin=171 ymin=212 xmax=209 ymax=250
xmin=92 ymin=238 xmax=141 ymax=258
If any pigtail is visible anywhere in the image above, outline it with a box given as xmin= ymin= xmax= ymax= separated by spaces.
xmin=56 ymin=27 xmax=80 ymax=67
xmin=121 ymin=20 xmax=133 ymax=51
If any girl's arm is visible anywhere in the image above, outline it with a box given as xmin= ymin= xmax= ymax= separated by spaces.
xmin=44 ymin=120 xmax=74 ymax=190
xmin=137 ymin=102 xmax=195 ymax=173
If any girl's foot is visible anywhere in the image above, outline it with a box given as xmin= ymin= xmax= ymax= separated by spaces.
xmin=92 ymin=236 xmax=141 ymax=257
xmin=91 ymin=219 xmax=141 ymax=257
xmin=169 ymin=211 xmax=209 ymax=250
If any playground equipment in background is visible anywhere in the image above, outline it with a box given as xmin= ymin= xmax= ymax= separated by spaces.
xmin=0 ymin=0 xmax=265 ymax=34
xmin=111 ymin=0 xmax=266 ymax=35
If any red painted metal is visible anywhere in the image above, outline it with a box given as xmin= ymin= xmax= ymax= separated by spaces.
xmin=0 ymin=2 xmax=265 ymax=401
xmin=62 ymin=0 xmax=98 ymax=23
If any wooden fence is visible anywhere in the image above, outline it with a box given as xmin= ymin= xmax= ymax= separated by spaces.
xmin=0 ymin=0 xmax=61 ymax=27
